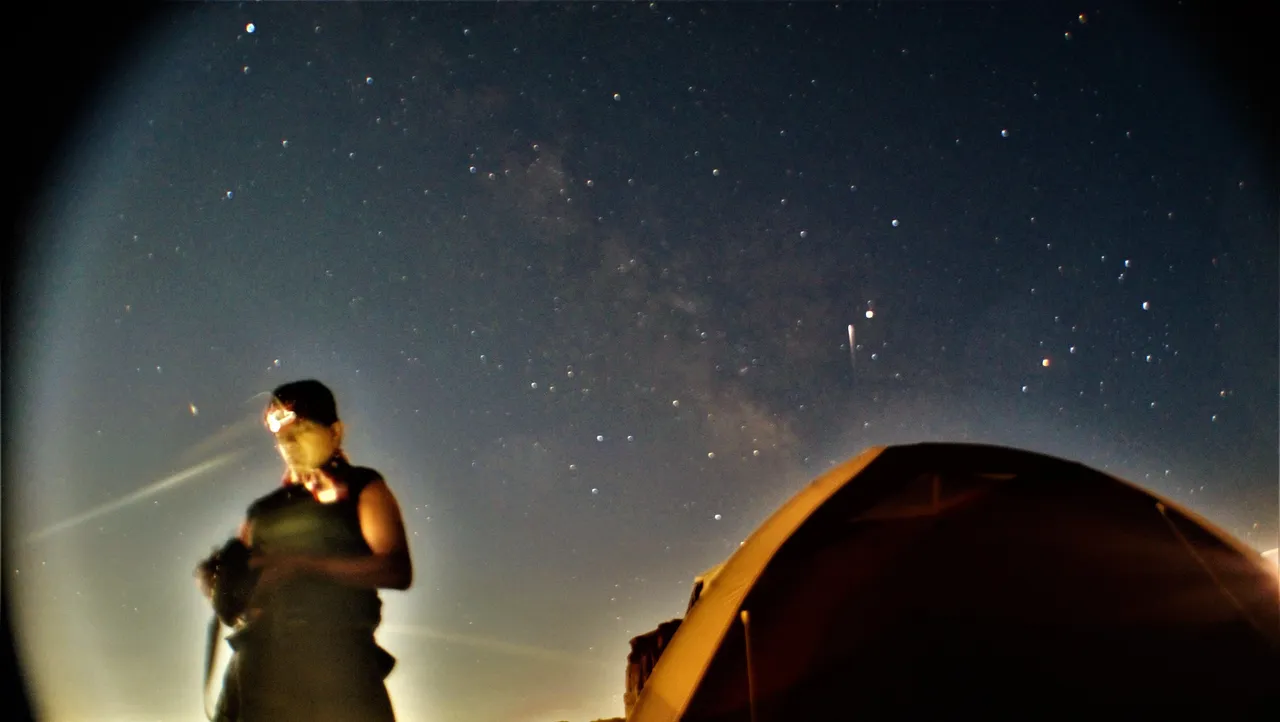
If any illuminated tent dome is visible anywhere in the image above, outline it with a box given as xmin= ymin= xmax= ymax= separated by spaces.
xmin=631 ymin=443 xmax=1280 ymax=721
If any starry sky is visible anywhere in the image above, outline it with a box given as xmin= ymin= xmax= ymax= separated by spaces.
xmin=7 ymin=3 xmax=1277 ymax=722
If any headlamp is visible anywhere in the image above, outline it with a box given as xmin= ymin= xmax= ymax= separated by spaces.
xmin=266 ymin=406 xmax=298 ymax=433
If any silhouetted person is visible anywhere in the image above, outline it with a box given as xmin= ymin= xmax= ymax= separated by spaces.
xmin=196 ymin=380 xmax=413 ymax=721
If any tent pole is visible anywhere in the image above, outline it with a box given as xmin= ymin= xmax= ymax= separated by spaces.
xmin=740 ymin=609 xmax=759 ymax=722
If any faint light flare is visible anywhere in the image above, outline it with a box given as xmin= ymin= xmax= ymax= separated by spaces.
xmin=25 ymin=449 xmax=248 ymax=543
xmin=847 ymin=324 xmax=856 ymax=371
xmin=177 ymin=414 xmax=264 ymax=466
xmin=379 ymin=623 xmax=614 ymax=669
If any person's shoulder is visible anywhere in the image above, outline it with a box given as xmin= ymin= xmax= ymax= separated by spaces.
xmin=345 ymin=463 xmax=383 ymax=482
xmin=343 ymin=464 xmax=386 ymax=492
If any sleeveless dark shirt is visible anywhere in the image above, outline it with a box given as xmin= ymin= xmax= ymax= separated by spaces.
xmin=215 ymin=454 xmax=398 ymax=721
xmin=244 ymin=454 xmax=384 ymax=630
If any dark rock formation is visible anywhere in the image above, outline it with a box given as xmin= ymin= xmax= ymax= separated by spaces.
xmin=623 ymin=618 xmax=683 ymax=717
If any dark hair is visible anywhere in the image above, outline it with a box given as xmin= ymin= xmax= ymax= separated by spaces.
xmin=269 ymin=379 xmax=340 ymax=426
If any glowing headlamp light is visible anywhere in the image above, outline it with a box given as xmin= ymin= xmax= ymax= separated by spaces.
xmin=266 ymin=407 xmax=298 ymax=433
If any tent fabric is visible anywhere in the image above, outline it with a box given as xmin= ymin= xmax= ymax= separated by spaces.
xmin=625 ymin=619 xmax=685 ymax=717
xmin=630 ymin=443 xmax=1280 ymax=721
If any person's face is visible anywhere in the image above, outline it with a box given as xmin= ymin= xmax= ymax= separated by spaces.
xmin=271 ymin=416 xmax=342 ymax=472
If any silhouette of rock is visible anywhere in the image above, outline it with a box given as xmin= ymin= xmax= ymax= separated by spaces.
xmin=623 ymin=618 xmax=683 ymax=717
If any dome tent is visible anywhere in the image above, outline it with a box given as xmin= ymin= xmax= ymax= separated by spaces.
xmin=630 ymin=443 xmax=1280 ymax=721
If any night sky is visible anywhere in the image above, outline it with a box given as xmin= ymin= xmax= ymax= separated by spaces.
xmin=8 ymin=3 xmax=1277 ymax=722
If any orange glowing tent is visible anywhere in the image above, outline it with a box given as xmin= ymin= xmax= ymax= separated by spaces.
xmin=630 ymin=443 xmax=1280 ymax=721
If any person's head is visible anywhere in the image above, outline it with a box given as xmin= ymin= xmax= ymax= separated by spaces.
xmin=264 ymin=379 xmax=344 ymax=473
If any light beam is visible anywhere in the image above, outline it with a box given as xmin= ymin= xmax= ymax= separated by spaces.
xmin=25 ymin=449 xmax=248 ymax=543
xmin=379 ymin=623 xmax=614 ymax=669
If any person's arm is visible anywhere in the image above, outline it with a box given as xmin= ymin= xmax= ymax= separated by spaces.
xmin=291 ymin=480 xmax=414 ymax=591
